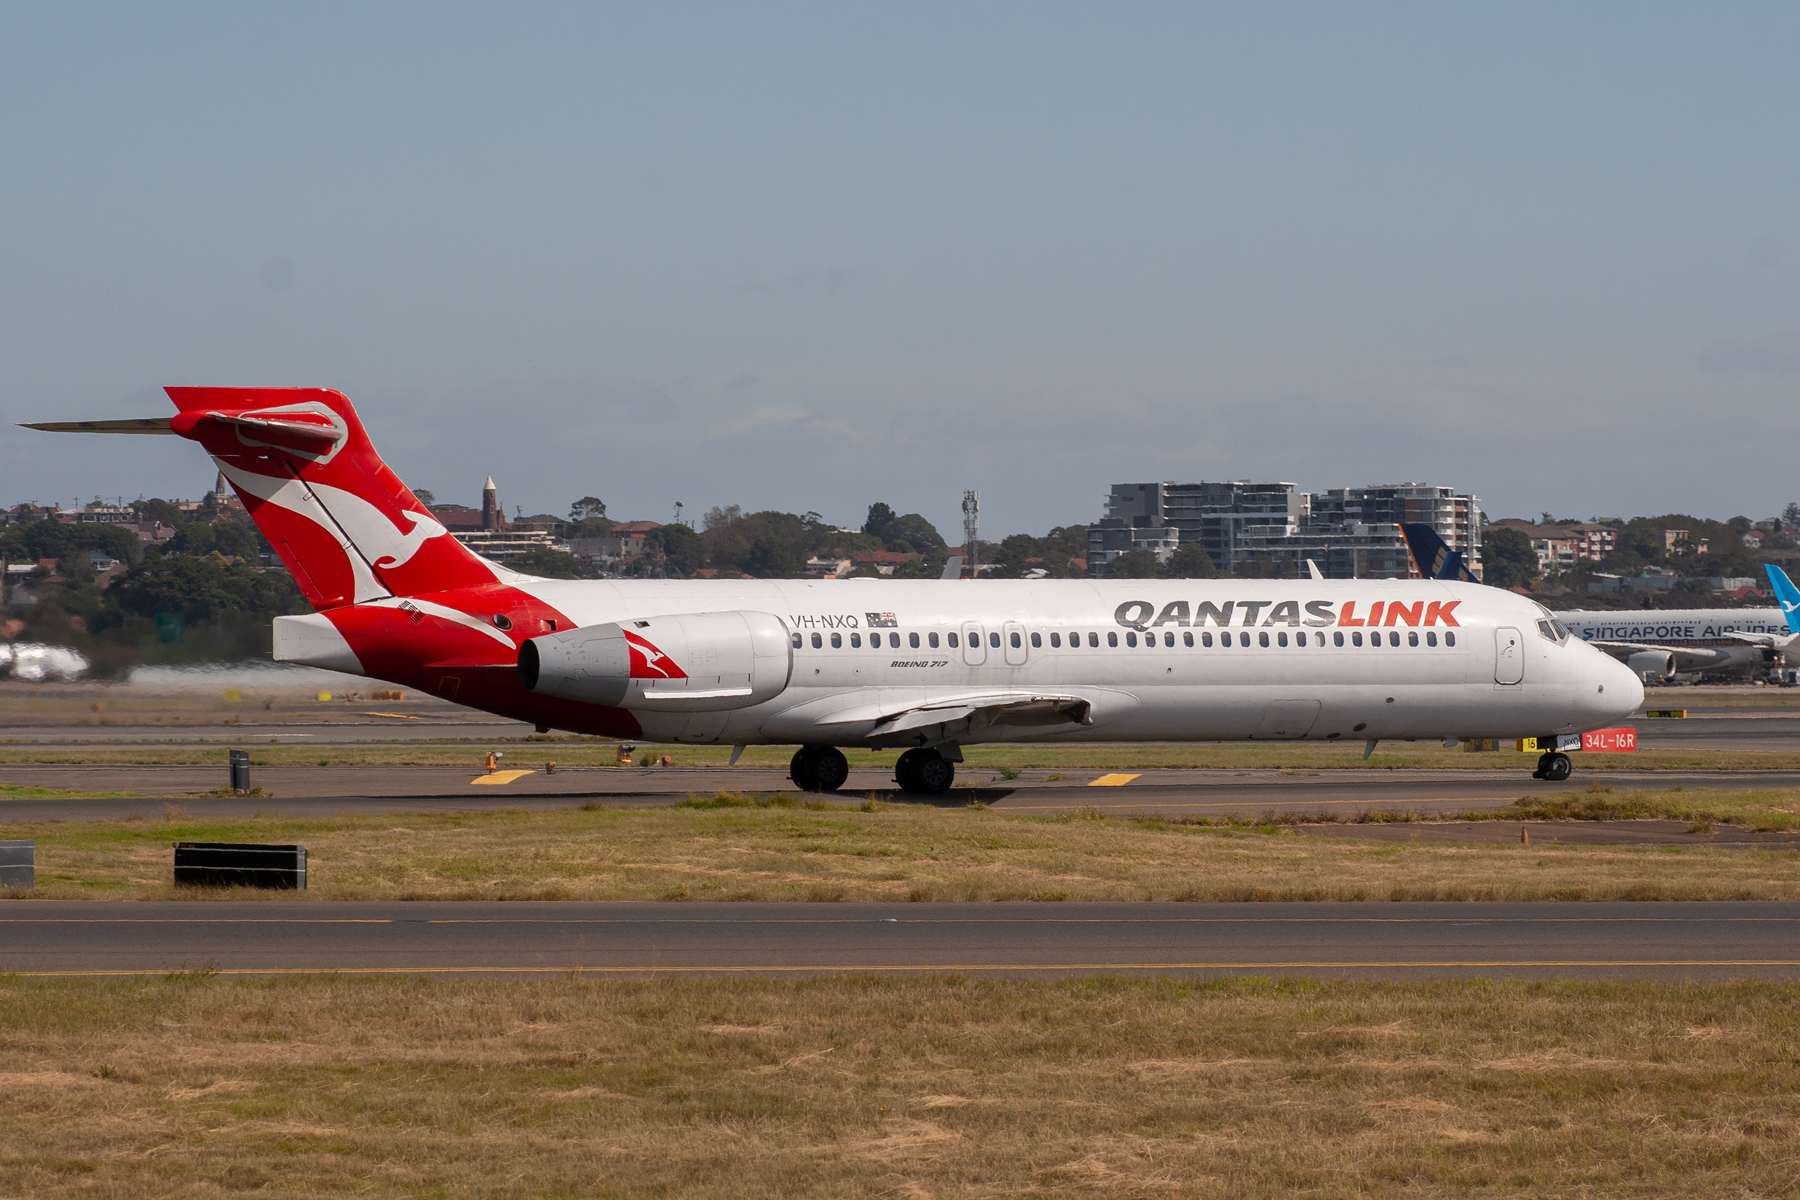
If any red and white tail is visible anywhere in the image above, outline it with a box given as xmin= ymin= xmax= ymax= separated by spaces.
xmin=165 ymin=387 xmax=497 ymax=610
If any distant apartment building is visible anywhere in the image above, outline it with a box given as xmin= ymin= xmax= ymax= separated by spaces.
xmin=1487 ymin=520 xmax=1619 ymax=573
xmin=1089 ymin=481 xmax=1482 ymax=579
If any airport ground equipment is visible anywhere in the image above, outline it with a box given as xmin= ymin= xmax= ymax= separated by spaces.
xmin=174 ymin=843 xmax=307 ymax=890
xmin=0 ymin=841 xmax=33 ymax=889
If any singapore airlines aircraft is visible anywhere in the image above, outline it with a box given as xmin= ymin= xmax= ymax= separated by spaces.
xmin=1400 ymin=523 xmax=1800 ymax=682
xmin=27 ymin=388 xmax=1643 ymax=791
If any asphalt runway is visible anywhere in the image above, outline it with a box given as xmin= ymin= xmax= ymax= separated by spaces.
xmin=6 ymin=763 xmax=1800 ymax=823
xmin=6 ymin=900 xmax=1799 ymax=980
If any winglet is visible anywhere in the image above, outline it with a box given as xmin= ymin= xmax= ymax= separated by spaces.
xmin=940 ymin=555 xmax=963 ymax=581
xmin=1766 ymin=564 xmax=1800 ymax=633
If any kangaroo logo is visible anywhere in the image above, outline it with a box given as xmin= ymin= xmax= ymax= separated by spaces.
xmin=624 ymin=631 xmax=687 ymax=679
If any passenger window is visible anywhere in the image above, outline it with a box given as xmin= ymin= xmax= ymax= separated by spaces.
xmin=1296 ymin=632 xmax=1305 ymax=646
xmin=989 ymin=632 xmax=1000 ymax=648
xmin=909 ymin=632 xmax=920 ymax=649
xmin=811 ymin=633 xmax=822 ymax=649
xmin=1334 ymin=631 xmax=1344 ymax=646
xmin=1427 ymin=631 xmax=1438 ymax=647
xmin=1163 ymin=632 xmax=1174 ymax=647
xmin=1089 ymin=632 xmax=1099 ymax=647
xmin=1217 ymin=631 xmax=1228 ymax=648
xmin=1259 ymin=632 xmax=1270 ymax=648
xmin=1030 ymin=632 xmax=1041 ymax=648
xmin=929 ymin=632 xmax=940 ymax=648
xmin=1352 ymin=631 xmax=1363 ymax=647
xmin=1051 ymin=633 xmax=1062 ymax=648
xmin=1389 ymin=631 xmax=1400 ymax=647
xmin=1126 ymin=632 xmax=1138 ymax=647
xmin=948 ymin=632 xmax=958 ymax=648
xmin=1239 ymin=632 xmax=1251 ymax=647
xmin=791 ymin=633 xmax=802 ymax=649
xmin=1278 ymin=632 xmax=1288 ymax=647
xmin=1408 ymin=631 xmax=1419 ymax=647
xmin=1108 ymin=632 xmax=1119 ymax=647
xmin=1446 ymin=631 xmax=1456 ymax=647
xmin=851 ymin=632 xmax=862 ymax=648
xmin=1183 ymin=631 xmax=1193 ymax=647
xmin=890 ymin=633 xmax=901 ymax=648
xmin=1202 ymin=631 xmax=1213 ymax=647
xmin=1008 ymin=632 xmax=1019 ymax=649
xmin=831 ymin=632 xmax=842 ymax=649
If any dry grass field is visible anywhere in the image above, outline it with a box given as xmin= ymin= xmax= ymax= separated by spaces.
xmin=3 ymin=972 xmax=1799 ymax=1197
xmin=8 ymin=789 xmax=1800 ymax=902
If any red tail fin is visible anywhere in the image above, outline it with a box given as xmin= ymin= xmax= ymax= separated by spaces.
xmin=166 ymin=387 xmax=496 ymax=609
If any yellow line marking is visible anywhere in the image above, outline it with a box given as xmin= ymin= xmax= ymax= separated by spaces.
xmin=362 ymin=711 xmax=422 ymax=719
xmin=1088 ymin=773 xmax=1142 ymax=787
xmin=10 ymin=960 xmax=1800 ymax=977
xmin=470 ymin=769 xmax=536 ymax=786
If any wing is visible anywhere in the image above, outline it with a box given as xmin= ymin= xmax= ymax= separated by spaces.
xmin=1588 ymin=640 xmax=1737 ymax=670
xmin=811 ymin=690 xmax=1094 ymax=747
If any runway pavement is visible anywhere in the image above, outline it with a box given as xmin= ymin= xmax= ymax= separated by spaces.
xmin=6 ymin=900 xmax=1799 ymax=980
xmin=6 ymin=762 xmax=1800 ymax=822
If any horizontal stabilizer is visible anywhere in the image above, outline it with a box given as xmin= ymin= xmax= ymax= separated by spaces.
xmin=19 ymin=417 xmax=174 ymax=434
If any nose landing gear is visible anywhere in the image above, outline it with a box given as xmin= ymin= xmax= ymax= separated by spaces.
xmin=788 ymin=745 xmax=850 ymax=792
xmin=1532 ymin=752 xmax=1573 ymax=782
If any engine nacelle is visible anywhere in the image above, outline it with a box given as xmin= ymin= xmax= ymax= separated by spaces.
xmin=519 ymin=610 xmax=791 ymax=712
xmin=1625 ymin=649 xmax=1676 ymax=682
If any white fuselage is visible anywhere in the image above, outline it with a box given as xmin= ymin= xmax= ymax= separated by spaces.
xmin=489 ymin=576 xmax=1643 ymax=747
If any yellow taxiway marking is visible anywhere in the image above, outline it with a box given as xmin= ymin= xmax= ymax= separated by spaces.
xmin=11 ymin=959 xmax=1800 ymax=977
xmin=470 ymin=769 xmax=537 ymax=786
xmin=363 ymin=711 xmax=422 ymax=719
xmin=1088 ymin=773 xmax=1142 ymax=787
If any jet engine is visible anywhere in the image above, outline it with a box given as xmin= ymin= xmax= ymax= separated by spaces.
xmin=518 ymin=610 xmax=791 ymax=711
xmin=1625 ymin=649 xmax=1676 ymax=683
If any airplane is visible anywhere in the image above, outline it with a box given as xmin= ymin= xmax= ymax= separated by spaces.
xmin=25 ymin=387 xmax=1643 ymax=789
xmin=1399 ymin=523 xmax=1800 ymax=683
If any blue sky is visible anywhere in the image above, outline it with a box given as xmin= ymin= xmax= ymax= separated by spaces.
xmin=2 ymin=3 xmax=1796 ymax=536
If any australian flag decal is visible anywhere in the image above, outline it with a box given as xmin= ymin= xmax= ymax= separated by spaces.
xmin=865 ymin=612 xmax=898 ymax=628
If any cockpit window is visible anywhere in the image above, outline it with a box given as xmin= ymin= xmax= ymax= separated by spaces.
xmin=1536 ymin=619 xmax=1570 ymax=645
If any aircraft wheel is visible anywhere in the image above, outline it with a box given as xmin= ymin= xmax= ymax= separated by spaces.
xmin=1543 ymin=752 xmax=1573 ymax=783
xmin=895 ymin=748 xmax=955 ymax=795
xmin=789 ymin=745 xmax=848 ymax=792
xmin=1532 ymin=752 xmax=1554 ymax=780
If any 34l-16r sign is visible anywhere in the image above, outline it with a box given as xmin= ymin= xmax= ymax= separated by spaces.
xmin=1519 ymin=728 xmax=1636 ymax=753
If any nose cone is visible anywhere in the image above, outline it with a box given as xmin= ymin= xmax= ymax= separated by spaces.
xmin=1583 ymin=646 xmax=1643 ymax=725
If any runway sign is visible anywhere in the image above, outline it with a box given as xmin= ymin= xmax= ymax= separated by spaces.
xmin=1581 ymin=727 xmax=1637 ymax=752
xmin=174 ymin=843 xmax=307 ymax=890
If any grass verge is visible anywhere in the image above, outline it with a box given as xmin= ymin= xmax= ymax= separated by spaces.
xmin=7 ymin=793 xmax=1800 ymax=901
xmin=3 ymin=973 xmax=1800 ymax=1197
xmin=4 ymin=740 xmax=1800 ymax=772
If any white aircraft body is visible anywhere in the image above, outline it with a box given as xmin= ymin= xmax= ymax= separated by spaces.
xmin=28 ymin=387 xmax=1645 ymax=792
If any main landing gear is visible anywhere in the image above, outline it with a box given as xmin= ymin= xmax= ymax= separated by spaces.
xmin=789 ymin=745 xmax=850 ymax=793
xmin=1532 ymin=752 xmax=1573 ymax=782
xmin=894 ymin=748 xmax=956 ymax=795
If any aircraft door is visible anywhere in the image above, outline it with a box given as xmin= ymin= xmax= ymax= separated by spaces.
xmin=1002 ymin=621 xmax=1028 ymax=666
xmin=1495 ymin=627 xmax=1524 ymax=685
xmin=961 ymin=622 xmax=986 ymax=666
